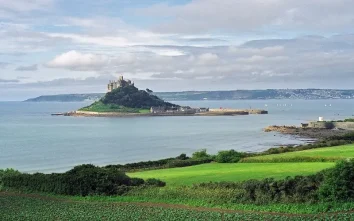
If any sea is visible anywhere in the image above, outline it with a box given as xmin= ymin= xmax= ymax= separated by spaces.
xmin=1 ymin=99 xmax=353 ymax=173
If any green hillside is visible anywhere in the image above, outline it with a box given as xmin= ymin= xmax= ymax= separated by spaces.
xmin=241 ymin=144 xmax=354 ymax=163
xmin=128 ymin=162 xmax=334 ymax=186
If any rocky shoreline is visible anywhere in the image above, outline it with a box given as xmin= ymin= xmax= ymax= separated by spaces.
xmin=264 ymin=125 xmax=349 ymax=140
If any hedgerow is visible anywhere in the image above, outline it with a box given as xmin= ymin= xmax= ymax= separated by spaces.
xmin=2 ymin=164 xmax=165 ymax=196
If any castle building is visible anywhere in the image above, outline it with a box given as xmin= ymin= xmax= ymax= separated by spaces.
xmin=107 ymin=76 xmax=133 ymax=92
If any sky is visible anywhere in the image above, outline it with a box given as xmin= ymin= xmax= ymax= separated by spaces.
xmin=1 ymin=0 xmax=354 ymax=100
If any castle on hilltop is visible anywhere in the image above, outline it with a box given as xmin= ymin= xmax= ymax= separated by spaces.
xmin=107 ymin=76 xmax=134 ymax=92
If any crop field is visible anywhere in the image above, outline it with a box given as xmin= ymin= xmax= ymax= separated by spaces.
xmin=2 ymin=193 xmax=354 ymax=221
xmin=241 ymin=144 xmax=354 ymax=163
xmin=128 ymin=162 xmax=334 ymax=186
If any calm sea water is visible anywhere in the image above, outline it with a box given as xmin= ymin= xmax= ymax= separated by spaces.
xmin=0 ymin=100 xmax=353 ymax=173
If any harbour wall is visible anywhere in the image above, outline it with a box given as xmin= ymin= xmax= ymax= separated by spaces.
xmin=209 ymin=109 xmax=268 ymax=114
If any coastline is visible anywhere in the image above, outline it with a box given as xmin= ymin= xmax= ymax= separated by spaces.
xmin=63 ymin=109 xmax=268 ymax=117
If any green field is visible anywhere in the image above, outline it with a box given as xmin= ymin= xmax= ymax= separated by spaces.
xmin=241 ymin=144 xmax=354 ymax=163
xmin=128 ymin=162 xmax=334 ymax=186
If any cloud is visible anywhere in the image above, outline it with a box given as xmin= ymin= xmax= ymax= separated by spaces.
xmin=0 ymin=78 xmax=19 ymax=83
xmin=15 ymin=64 xmax=38 ymax=71
xmin=0 ymin=0 xmax=53 ymax=12
xmin=46 ymin=50 xmax=109 ymax=71
xmin=196 ymin=53 xmax=219 ymax=65
xmin=185 ymin=38 xmax=227 ymax=43
xmin=46 ymin=31 xmax=174 ymax=47
xmin=0 ymin=22 xmax=72 ymax=54
xmin=140 ymin=0 xmax=354 ymax=34
xmin=0 ymin=62 xmax=10 ymax=68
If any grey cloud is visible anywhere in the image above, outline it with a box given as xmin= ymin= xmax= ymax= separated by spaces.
xmin=0 ymin=23 xmax=73 ymax=54
xmin=15 ymin=64 xmax=38 ymax=71
xmin=43 ymin=34 xmax=354 ymax=87
xmin=0 ymin=78 xmax=19 ymax=83
xmin=140 ymin=0 xmax=354 ymax=34
xmin=185 ymin=38 xmax=228 ymax=43
xmin=0 ymin=62 xmax=10 ymax=68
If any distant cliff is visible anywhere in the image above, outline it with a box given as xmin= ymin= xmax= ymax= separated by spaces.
xmin=25 ymin=89 xmax=354 ymax=102
xmin=25 ymin=94 xmax=103 ymax=102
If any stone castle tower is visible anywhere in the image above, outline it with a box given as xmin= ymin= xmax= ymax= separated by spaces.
xmin=107 ymin=76 xmax=133 ymax=92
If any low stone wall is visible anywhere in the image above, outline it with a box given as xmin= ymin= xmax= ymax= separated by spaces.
xmin=308 ymin=121 xmax=354 ymax=130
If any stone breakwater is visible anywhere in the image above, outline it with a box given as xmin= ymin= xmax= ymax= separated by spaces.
xmin=209 ymin=109 xmax=268 ymax=114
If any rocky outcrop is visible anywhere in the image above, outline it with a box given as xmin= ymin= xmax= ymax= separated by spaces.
xmin=264 ymin=125 xmax=348 ymax=139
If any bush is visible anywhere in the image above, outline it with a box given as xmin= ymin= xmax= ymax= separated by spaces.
xmin=166 ymin=159 xmax=213 ymax=168
xmin=319 ymin=159 xmax=354 ymax=201
xmin=176 ymin=153 xmax=189 ymax=160
xmin=105 ymin=158 xmax=175 ymax=171
xmin=215 ymin=150 xmax=246 ymax=163
xmin=2 ymin=164 xmax=163 ymax=196
xmin=194 ymin=171 xmax=326 ymax=204
xmin=0 ymin=169 xmax=20 ymax=190
xmin=105 ymin=153 xmax=210 ymax=172
xmin=324 ymin=122 xmax=335 ymax=129
xmin=145 ymin=178 xmax=166 ymax=187
xmin=192 ymin=149 xmax=210 ymax=159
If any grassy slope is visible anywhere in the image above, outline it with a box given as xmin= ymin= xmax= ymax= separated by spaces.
xmin=241 ymin=144 xmax=354 ymax=163
xmin=128 ymin=162 xmax=334 ymax=186
xmin=79 ymin=101 xmax=150 ymax=113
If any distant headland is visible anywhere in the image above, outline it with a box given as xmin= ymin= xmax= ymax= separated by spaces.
xmin=25 ymin=88 xmax=354 ymax=102
xmin=56 ymin=76 xmax=268 ymax=117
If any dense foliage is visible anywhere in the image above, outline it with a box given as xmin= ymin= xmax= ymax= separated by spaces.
xmin=192 ymin=149 xmax=211 ymax=159
xmin=319 ymin=159 xmax=354 ymax=201
xmin=102 ymin=84 xmax=176 ymax=109
xmin=105 ymin=154 xmax=212 ymax=172
xmin=192 ymin=160 xmax=354 ymax=204
xmin=79 ymin=101 xmax=150 ymax=113
xmin=258 ymin=138 xmax=352 ymax=156
xmin=2 ymin=164 xmax=165 ymax=196
xmin=0 ymin=169 xmax=20 ymax=190
xmin=215 ymin=150 xmax=248 ymax=163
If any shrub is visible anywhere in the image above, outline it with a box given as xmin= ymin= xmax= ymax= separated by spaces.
xmin=145 ymin=178 xmax=166 ymax=187
xmin=215 ymin=150 xmax=246 ymax=163
xmin=194 ymin=171 xmax=326 ymax=204
xmin=192 ymin=149 xmax=210 ymax=159
xmin=105 ymin=153 xmax=210 ymax=172
xmin=130 ymin=178 xmax=145 ymax=186
xmin=324 ymin=122 xmax=335 ymax=129
xmin=319 ymin=159 xmax=354 ymax=201
xmin=175 ymin=153 xmax=189 ymax=160
xmin=105 ymin=158 xmax=175 ymax=171
xmin=2 ymin=164 xmax=163 ymax=196
xmin=166 ymin=159 xmax=213 ymax=168
xmin=0 ymin=169 xmax=20 ymax=190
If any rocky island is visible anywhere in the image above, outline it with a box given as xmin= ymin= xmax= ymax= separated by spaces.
xmin=63 ymin=76 xmax=268 ymax=117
